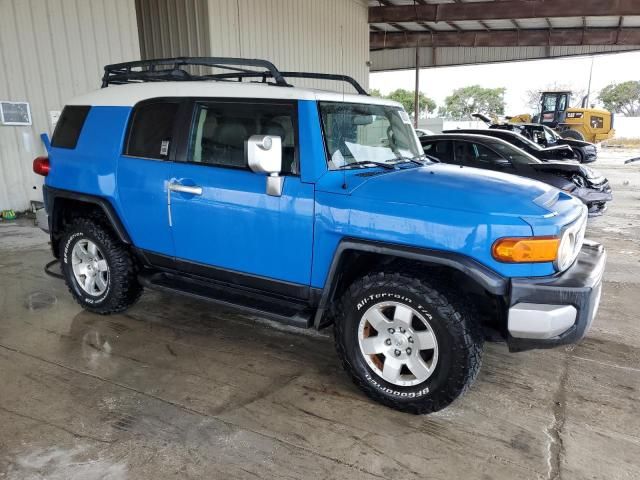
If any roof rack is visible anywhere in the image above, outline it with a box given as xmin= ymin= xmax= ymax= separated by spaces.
xmin=101 ymin=57 xmax=368 ymax=95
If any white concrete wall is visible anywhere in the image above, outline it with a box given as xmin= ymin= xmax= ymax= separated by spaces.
xmin=207 ymin=0 xmax=370 ymax=92
xmin=0 ymin=0 xmax=140 ymax=212
xmin=613 ymin=117 xmax=640 ymax=139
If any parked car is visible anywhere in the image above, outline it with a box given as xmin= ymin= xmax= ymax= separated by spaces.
xmin=415 ymin=128 xmax=436 ymax=138
xmin=493 ymin=123 xmax=598 ymax=163
xmin=421 ymin=133 xmax=612 ymax=216
xmin=443 ymin=127 xmax=577 ymax=162
xmin=472 ymin=113 xmax=598 ymax=163
xmin=34 ymin=57 xmax=606 ymax=415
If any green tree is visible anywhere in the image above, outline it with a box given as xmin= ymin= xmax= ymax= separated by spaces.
xmin=440 ymin=85 xmax=506 ymax=120
xmin=369 ymin=88 xmax=383 ymax=98
xmin=385 ymin=88 xmax=437 ymax=116
xmin=598 ymin=81 xmax=640 ymax=116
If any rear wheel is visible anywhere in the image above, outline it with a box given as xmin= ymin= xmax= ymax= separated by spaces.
xmin=334 ymin=272 xmax=483 ymax=414
xmin=60 ymin=218 xmax=142 ymax=314
xmin=560 ymin=129 xmax=585 ymax=141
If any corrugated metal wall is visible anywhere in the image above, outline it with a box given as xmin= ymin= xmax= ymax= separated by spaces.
xmin=0 ymin=0 xmax=140 ymax=212
xmin=136 ymin=0 xmax=210 ymax=60
xmin=370 ymin=44 xmax=640 ymax=71
xmin=207 ymin=0 xmax=370 ymax=91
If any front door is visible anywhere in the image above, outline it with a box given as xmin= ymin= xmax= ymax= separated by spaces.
xmin=168 ymin=99 xmax=314 ymax=293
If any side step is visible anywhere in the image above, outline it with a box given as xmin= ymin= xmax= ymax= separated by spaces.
xmin=138 ymin=271 xmax=313 ymax=329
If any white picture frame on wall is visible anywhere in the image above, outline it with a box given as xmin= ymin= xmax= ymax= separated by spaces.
xmin=0 ymin=101 xmax=32 ymax=126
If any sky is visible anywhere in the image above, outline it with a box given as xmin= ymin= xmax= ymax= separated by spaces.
xmin=369 ymin=50 xmax=640 ymax=116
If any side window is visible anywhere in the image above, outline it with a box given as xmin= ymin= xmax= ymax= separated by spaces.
xmin=423 ymin=140 xmax=453 ymax=162
xmin=188 ymin=101 xmax=297 ymax=174
xmin=543 ymin=94 xmax=558 ymax=113
xmin=51 ymin=106 xmax=91 ymax=149
xmin=456 ymin=141 xmax=510 ymax=168
xmin=125 ymin=102 xmax=179 ymax=159
xmin=590 ymin=115 xmax=604 ymax=129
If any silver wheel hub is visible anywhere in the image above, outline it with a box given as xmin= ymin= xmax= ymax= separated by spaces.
xmin=71 ymin=239 xmax=109 ymax=296
xmin=358 ymin=301 xmax=439 ymax=387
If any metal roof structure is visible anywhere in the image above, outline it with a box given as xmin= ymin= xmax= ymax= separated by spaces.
xmin=369 ymin=0 xmax=640 ymax=71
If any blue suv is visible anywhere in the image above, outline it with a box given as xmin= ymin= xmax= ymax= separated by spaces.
xmin=34 ymin=58 xmax=606 ymax=414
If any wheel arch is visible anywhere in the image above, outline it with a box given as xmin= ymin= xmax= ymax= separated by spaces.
xmin=45 ymin=186 xmax=131 ymax=257
xmin=313 ymin=238 xmax=508 ymax=329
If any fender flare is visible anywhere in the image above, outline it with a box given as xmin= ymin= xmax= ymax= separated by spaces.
xmin=45 ymin=186 xmax=131 ymax=244
xmin=313 ymin=238 xmax=508 ymax=328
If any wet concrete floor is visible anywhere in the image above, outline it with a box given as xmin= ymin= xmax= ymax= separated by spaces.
xmin=0 ymin=150 xmax=639 ymax=479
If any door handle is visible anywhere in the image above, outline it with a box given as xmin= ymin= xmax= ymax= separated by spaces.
xmin=168 ymin=183 xmax=203 ymax=196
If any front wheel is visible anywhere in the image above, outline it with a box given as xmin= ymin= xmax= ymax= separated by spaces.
xmin=573 ymin=148 xmax=584 ymax=163
xmin=334 ymin=272 xmax=483 ymax=414
xmin=60 ymin=218 xmax=142 ymax=314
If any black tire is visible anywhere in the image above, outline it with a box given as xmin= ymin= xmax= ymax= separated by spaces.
xmin=573 ymin=148 xmax=584 ymax=163
xmin=560 ymin=129 xmax=585 ymax=141
xmin=60 ymin=217 xmax=142 ymax=314
xmin=334 ymin=272 xmax=483 ymax=414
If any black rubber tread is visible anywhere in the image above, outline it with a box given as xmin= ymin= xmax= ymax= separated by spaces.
xmin=560 ymin=129 xmax=585 ymax=141
xmin=574 ymin=148 xmax=584 ymax=163
xmin=333 ymin=271 xmax=483 ymax=414
xmin=60 ymin=217 xmax=142 ymax=314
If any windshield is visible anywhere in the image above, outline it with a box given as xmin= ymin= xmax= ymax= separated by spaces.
xmin=510 ymin=131 xmax=546 ymax=151
xmin=319 ymin=102 xmax=422 ymax=170
xmin=485 ymin=140 xmax=541 ymax=165
xmin=543 ymin=125 xmax=561 ymax=142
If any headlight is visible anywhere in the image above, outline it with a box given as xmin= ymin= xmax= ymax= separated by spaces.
xmin=572 ymin=175 xmax=586 ymax=188
xmin=556 ymin=231 xmax=575 ymax=271
xmin=554 ymin=209 xmax=587 ymax=271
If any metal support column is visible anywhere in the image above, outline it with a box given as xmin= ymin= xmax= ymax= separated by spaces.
xmin=414 ymin=46 xmax=420 ymax=128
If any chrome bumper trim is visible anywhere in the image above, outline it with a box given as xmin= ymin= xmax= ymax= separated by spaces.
xmin=508 ymin=303 xmax=577 ymax=339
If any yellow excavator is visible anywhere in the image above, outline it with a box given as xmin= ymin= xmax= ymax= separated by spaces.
xmin=508 ymin=91 xmax=615 ymax=143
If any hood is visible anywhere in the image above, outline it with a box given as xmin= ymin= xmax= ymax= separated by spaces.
xmin=349 ymin=163 xmax=559 ymax=217
xmin=541 ymin=144 xmax=573 ymax=154
xmin=557 ymin=137 xmax=593 ymax=148
xmin=538 ymin=144 xmax=575 ymax=159
xmin=531 ymin=161 xmax=606 ymax=183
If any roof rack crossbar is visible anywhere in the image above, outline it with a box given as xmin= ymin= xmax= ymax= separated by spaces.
xmin=102 ymin=57 xmax=289 ymax=88
xmin=174 ymin=70 xmax=368 ymax=95
xmin=101 ymin=57 xmax=368 ymax=95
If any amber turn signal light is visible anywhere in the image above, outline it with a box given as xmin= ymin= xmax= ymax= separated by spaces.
xmin=492 ymin=237 xmax=559 ymax=263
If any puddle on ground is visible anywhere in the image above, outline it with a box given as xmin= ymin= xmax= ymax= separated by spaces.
xmin=24 ymin=291 xmax=57 ymax=311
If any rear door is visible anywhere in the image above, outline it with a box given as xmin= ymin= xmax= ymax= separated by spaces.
xmin=168 ymin=98 xmax=314 ymax=293
xmin=422 ymin=140 xmax=454 ymax=163
xmin=117 ymin=100 xmax=178 ymax=259
xmin=454 ymin=140 xmax=514 ymax=172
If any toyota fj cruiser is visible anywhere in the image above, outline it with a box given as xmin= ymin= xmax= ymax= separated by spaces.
xmin=34 ymin=58 xmax=606 ymax=414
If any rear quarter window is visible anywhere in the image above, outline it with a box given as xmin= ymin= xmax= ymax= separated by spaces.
xmin=125 ymin=101 xmax=179 ymax=159
xmin=51 ymin=105 xmax=91 ymax=149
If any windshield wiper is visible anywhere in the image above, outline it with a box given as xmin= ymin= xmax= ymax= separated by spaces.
xmin=340 ymin=160 xmax=397 ymax=170
xmin=389 ymin=155 xmax=430 ymax=166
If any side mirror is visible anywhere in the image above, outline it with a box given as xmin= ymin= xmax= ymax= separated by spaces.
xmin=247 ymin=135 xmax=283 ymax=196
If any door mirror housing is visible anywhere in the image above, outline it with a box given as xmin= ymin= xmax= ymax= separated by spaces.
xmin=247 ymin=135 xmax=284 ymax=196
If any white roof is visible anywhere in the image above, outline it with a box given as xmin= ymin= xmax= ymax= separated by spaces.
xmin=67 ymin=81 xmax=402 ymax=108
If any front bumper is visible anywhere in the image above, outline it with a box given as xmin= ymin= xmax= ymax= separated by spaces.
xmin=506 ymin=240 xmax=606 ymax=352
xmin=581 ymin=148 xmax=597 ymax=163
xmin=574 ymin=183 xmax=613 ymax=217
